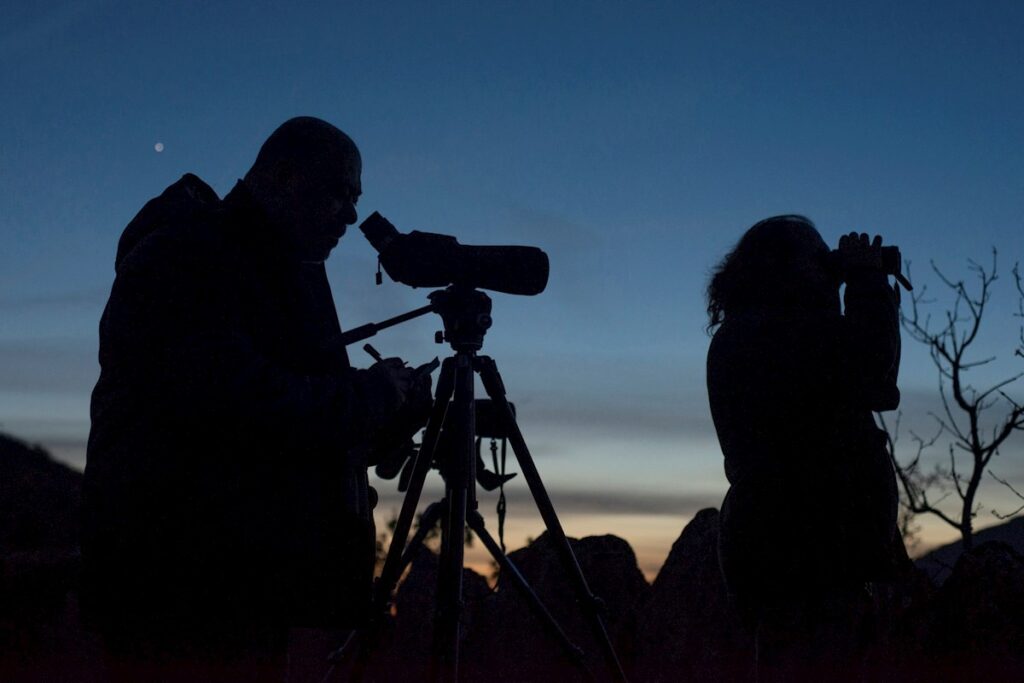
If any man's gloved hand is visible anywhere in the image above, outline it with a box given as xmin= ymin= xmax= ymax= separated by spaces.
xmin=362 ymin=357 xmax=438 ymax=467
xmin=361 ymin=357 xmax=426 ymax=426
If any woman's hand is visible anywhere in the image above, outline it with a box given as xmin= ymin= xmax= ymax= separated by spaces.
xmin=837 ymin=232 xmax=884 ymax=274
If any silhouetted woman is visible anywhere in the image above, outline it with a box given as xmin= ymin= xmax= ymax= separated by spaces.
xmin=706 ymin=216 xmax=907 ymax=682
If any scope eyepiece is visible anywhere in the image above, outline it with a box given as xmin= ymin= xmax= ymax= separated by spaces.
xmin=360 ymin=211 xmax=400 ymax=254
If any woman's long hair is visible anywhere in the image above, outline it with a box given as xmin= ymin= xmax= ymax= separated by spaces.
xmin=706 ymin=215 xmax=821 ymax=331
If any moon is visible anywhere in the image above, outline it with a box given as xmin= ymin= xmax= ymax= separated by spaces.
xmin=154 ymin=142 xmax=164 ymax=153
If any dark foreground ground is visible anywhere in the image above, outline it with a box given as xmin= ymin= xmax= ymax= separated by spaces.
xmin=3 ymin=433 xmax=1024 ymax=682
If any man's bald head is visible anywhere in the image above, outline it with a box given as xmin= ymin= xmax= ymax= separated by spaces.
xmin=247 ymin=117 xmax=361 ymax=188
xmin=244 ymin=117 xmax=362 ymax=263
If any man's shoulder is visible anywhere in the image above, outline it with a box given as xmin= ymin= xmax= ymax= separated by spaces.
xmin=114 ymin=174 xmax=235 ymax=276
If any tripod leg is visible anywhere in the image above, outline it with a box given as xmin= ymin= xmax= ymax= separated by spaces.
xmin=475 ymin=356 xmax=630 ymax=683
xmin=325 ymin=358 xmax=457 ymax=683
xmin=432 ymin=352 xmax=476 ymax=683
xmin=398 ymin=501 xmax=444 ymax=569
xmin=375 ymin=356 xmax=456 ymax=609
xmin=467 ymin=511 xmax=597 ymax=682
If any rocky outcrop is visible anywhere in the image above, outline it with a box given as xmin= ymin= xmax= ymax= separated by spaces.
xmin=920 ymin=541 xmax=1024 ymax=682
xmin=5 ymin=428 xmax=1024 ymax=682
xmin=0 ymin=433 xmax=82 ymax=552
xmin=0 ymin=432 xmax=83 ymax=620
xmin=629 ymin=508 xmax=753 ymax=683
xmin=372 ymin=543 xmax=493 ymax=681
xmin=0 ymin=433 xmax=102 ymax=682
xmin=465 ymin=531 xmax=648 ymax=682
xmin=916 ymin=517 xmax=1024 ymax=585
xmin=362 ymin=530 xmax=647 ymax=682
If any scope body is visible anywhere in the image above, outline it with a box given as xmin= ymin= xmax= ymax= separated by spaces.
xmin=360 ymin=212 xmax=549 ymax=296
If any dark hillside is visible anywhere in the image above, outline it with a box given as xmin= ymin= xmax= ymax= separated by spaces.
xmin=916 ymin=516 xmax=1024 ymax=584
xmin=0 ymin=432 xmax=101 ymax=681
xmin=0 ymin=432 xmax=82 ymax=551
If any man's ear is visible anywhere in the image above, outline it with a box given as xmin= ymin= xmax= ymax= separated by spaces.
xmin=273 ymin=159 xmax=297 ymax=196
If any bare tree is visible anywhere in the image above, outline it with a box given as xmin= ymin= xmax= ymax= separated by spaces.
xmin=881 ymin=250 xmax=1024 ymax=550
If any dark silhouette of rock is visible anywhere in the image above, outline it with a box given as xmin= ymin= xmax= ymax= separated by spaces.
xmin=0 ymin=432 xmax=103 ymax=682
xmin=854 ymin=563 xmax=937 ymax=683
xmin=7 ymin=426 xmax=1023 ymax=682
xmin=0 ymin=432 xmax=83 ymax=626
xmin=362 ymin=543 xmax=492 ymax=681
xmin=0 ymin=431 xmax=83 ymax=616
xmin=916 ymin=516 xmax=1024 ymax=585
xmin=462 ymin=532 xmax=647 ymax=682
xmin=629 ymin=508 xmax=753 ymax=683
xmin=301 ymin=532 xmax=645 ymax=682
xmin=0 ymin=432 xmax=81 ymax=552
xmin=922 ymin=541 xmax=1024 ymax=682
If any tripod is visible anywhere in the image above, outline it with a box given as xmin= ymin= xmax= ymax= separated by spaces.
xmin=331 ymin=286 xmax=628 ymax=683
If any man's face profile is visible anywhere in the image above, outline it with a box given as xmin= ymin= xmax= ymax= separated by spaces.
xmin=282 ymin=156 xmax=362 ymax=264
xmin=245 ymin=118 xmax=364 ymax=264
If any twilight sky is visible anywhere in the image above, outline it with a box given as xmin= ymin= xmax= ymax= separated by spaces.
xmin=2 ymin=0 xmax=1023 ymax=576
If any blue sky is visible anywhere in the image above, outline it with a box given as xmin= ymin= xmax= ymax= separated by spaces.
xmin=2 ymin=1 xmax=1023 ymax=574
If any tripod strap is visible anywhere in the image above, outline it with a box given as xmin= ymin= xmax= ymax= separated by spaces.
xmin=497 ymin=438 xmax=508 ymax=552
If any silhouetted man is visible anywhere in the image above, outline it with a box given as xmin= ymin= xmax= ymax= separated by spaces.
xmin=706 ymin=216 xmax=907 ymax=682
xmin=82 ymin=117 xmax=430 ymax=681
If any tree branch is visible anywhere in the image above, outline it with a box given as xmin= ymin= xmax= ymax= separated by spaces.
xmin=891 ymin=251 xmax=1024 ymax=548
xmin=990 ymin=471 xmax=1024 ymax=520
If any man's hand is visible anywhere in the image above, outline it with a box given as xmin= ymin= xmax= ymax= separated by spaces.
xmin=363 ymin=357 xmax=429 ymax=417
xmin=360 ymin=357 xmax=437 ymax=465
xmin=837 ymin=232 xmax=884 ymax=274
xmin=368 ymin=357 xmax=415 ymax=400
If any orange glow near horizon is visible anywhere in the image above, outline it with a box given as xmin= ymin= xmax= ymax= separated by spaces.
xmin=376 ymin=506 xmax=976 ymax=588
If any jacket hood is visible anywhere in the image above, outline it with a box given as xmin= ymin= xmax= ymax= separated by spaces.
xmin=114 ymin=173 xmax=220 ymax=272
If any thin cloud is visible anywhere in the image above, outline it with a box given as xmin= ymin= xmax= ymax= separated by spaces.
xmin=502 ymin=205 xmax=597 ymax=254
xmin=0 ymin=338 xmax=97 ymax=393
xmin=499 ymin=205 xmax=613 ymax=316
xmin=374 ymin=483 xmax=716 ymax=519
xmin=525 ymin=393 xmax=714 ymax=440
xmin=496 ymin=352 xmax=716 ymax=441
xmin=0 ymin=289 xmax=107 ymax=311
xmin=526 ymin=489 xmax=718 ymax=517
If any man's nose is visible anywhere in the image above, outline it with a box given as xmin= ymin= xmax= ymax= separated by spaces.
xmin=339 ymin=201 xmax=357 ymax=226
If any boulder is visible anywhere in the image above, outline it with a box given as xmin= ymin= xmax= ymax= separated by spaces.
xmin=916 ymin=517 xmax=1024 ymax=585
xmin=629 ymin=508 xmax=753 ymax=683
xmin=859 ymin=564 xmax=936 ymax=683
xmin=0 ymin=432 xmax=82 ymax=553
xmin=363 ymin=543 xmax=493 ymax=681
xmin=922 ymin=541 xmax=1024 ymax=682
xmin=0 ymin=433 xmax=103 ymax=681
xmin=463 ymin=531 xmax=647 ymax=682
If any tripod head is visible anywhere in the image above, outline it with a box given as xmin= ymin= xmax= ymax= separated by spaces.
xmin=338 ymin=285 xmax=494 ymax=353
xmin=342 ymin=286 xmax=512 ymax=491
xmin=429 ymin=287 xmax=492 ymax=353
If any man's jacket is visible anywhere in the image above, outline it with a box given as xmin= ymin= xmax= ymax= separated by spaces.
xmin=82 ymin=174 xmax=376 ymax=631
